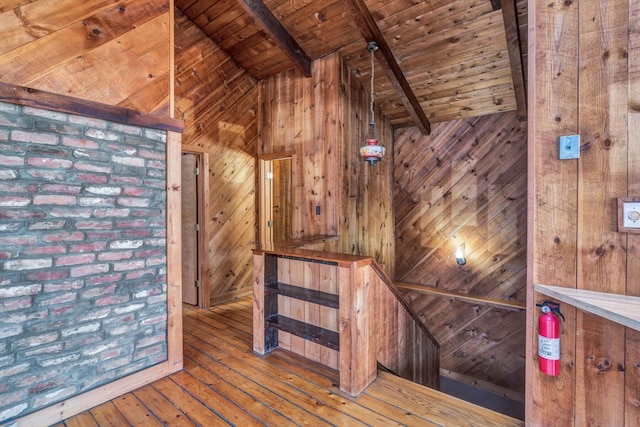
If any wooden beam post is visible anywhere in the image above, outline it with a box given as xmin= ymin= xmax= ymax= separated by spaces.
xmin=500 ymin=0 xmax=527 ymax=121
xmin=341 ymin=0 xmax=431 ymax=135
xmin=235 ymin=0 xmax=312 ymax=78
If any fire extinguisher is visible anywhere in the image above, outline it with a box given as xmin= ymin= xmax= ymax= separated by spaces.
xmin=536 ymin=300 xmax=565 ymax=376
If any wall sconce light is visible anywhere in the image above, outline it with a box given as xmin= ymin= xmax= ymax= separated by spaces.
xmin=455 ymin=246 xmax=466 ymax=266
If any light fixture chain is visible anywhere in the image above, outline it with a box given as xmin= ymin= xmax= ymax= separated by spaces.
xmin=370 ymin=46 xmax=375 ymax=125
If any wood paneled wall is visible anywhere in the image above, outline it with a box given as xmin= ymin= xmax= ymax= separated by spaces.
xmin=174 ymin=10 xmax=258 ymax=306
xmin=257 ymin=52 xmax=395 ymax=275
xmin=527 ymin=0 xmax=640 ymax=425
xmin=0 ymin=0 xmax=172 ymax=115
xmin=393 ymin=111 xmax=528 ymax=397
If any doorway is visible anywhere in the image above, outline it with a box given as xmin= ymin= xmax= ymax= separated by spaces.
xmin=181 ymin=150 xmax=209 ymax=307
xmin=259 ymin=152 xmax=294 ymax=250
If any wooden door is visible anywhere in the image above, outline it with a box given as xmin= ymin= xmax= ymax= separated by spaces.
xmin=181 ymin=153 xmax=198 ymax=305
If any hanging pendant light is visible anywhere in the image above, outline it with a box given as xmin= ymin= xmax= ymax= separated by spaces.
xmin=359 ymin=41 xmax=385 ymax=166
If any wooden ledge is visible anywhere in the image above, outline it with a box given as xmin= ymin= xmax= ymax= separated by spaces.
xmin=273 ymin=234 xmax=340 ymax=249
xmin=253 ymin=247 xmax=372 ymax=267
xmin=0 ymin=81 xmax=183 ymax=133
xmin=535 ymin=284 xmax=640 ymax=331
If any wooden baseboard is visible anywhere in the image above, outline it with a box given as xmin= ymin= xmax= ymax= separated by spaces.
xmin=8 ymin=361 xmax=182 ymax=427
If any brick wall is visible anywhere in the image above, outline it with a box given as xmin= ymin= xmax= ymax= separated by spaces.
xmin=0 ymin=101 xmax=168 ymax=422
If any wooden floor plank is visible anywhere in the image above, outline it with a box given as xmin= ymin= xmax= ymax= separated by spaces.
xmin=132 ymin=385 xmax=197 ymax=427
xmin=88 ymin=401 xmax=130 ymax=427
xmin=61 ymin=295 xmax=523 ymax=427
xmin=62 ymin=411 xmax=99 ymax=427
xmin=111 ymin=393 xmax=163 ymax=427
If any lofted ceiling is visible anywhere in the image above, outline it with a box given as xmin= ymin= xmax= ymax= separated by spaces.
xmin=175 ymin=0 xmax=528 ymax=131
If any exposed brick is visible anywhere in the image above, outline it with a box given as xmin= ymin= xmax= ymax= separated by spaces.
xmin=85 ymin=231 xmax=119 ymax=240
xmin=28 ymin=220 xmax=67 ymax=230
xmin=23 ymin=106 xmax=68 ymax=122
xmin=85 ymin=128 xmax=120 ymax=141
xmin=76 ymin=173 xmax=109 ymax=184
xmin=0 ymin=402 xmax=28 ymax=420
xmin=109 ymin=123 xmax=142 ymax=136
xmin=94 ymin=208 xmax=130 ymax=218
xmin=54 ymin=253 xmax=96 ymax=266
xmin=126 ymin=269 xmax=156 ymax=280
xmin=12 ymin=332 xmax=58 ymax=349
xmin=0 ymin=284 xmax=42 ymax=298
xmin=12 ymin=130 xmax=59 ymax=145
xmin=61 ymin=136 xmax=100 ymax=149
xmin=0 ymin=235 xmax=37 ymax=246
xmin=0 ymin=154 xmax=24 ymax=166
xmin=110 ymin=240 xmax=143 ymax=249
xmin=111 ymin=176 xmax=142 ymax=185
xmin=0 ymin=363 xmax=30 ymax=378
xmin=81 ymin=372 xmax=115 ymax=391
xmin=1 ymin=297 xmax=33 ymax=311
xmin=72 ymin=149 xmax=110 ymax=162
xmin=136 ymin=333 xmax=166 ymax=348
xmin=40 ymin=184 xmax=82 ymax=194
xmin=41 ymin=231 xmax=85 ymax=243
xmin=70 ymin=263 xmax=109 ymax=277
xmin=146 ymin=160 xmax=165 ymax=169
xmin=85 ymin=186 xmax=121 ymax=195
xmin=0 ymin=169 xmax=18 ymax=180
xmin=3 ymin=259 xmax=52 ymax=271
xmin=25 ymin=269 xmax=69 ymax=281
xmin=95 ymin=295 xmax=130 ymax=307
xmin=23 ymin=168 xmax=67 ymax=180
xmin=74 ymin=161 xmax=112 ymax=173
xmin=140 ymin=314 xmax=166 ymax=326
xmin=85 ymin=273 xmax=121 ymax=285
xmin=97 ymin=355 xmax=132 ymax=373
xmin=117 ymin=197 xmax=151 ymax=207
xmin=80 ymin=284 xmax=116 ymax=299
xmin=69 ymin=242 xmax=107 ymax=253
xmin=24 ymin=343 xmax=63 ymax=357
xmin=27 ymin=157 xmax=72 ymax=169
xmin=0 ymin=325 xmax=23 ymax=339
xmin=2 ymin=310 xmax=48 ymax=324
xmin=114 ymin=303 xmax=145 ymax=315
xmin=97 ymin=251 xmax=132 ymax=261
xmin=75 ymin=308 xmax=111 ymax=322
xmin=146 ymin=256 xmax=166 ymax=267
xmin=122 ymin=229 xmax=152 ymax=239
xmin=69 ymin=115 xmax=107 ymax=129
xmin=31 ymin=386 xmax=76 ymax=409
xmin=75 ymin=220 xmax=113 ymax=230
xmin=38 ymin=292 xmax=78 ymax=306
xmin=112 ymin=155 xmax=144 ymax=167
xmin=33 ymin=195 xmax=77 ymax=205
xmin=78 ymin=197 xmax=115 ymax=207
xmin=50 ymin=207 xmax=93 ymax=218
xmin=138 ymin=149 xmax=165 ymax=160
xmin=0 ymin=196 xmax=30 ymax=207
xmin=143 ymin=129 xmax=166 ymax=142
xmin=134 ymin=344 xmax=163 ymax=361
xmin=61 ymin=323 xmax=101 ymax=338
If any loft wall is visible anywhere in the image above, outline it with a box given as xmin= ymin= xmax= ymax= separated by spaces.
xmin=528 ymin=0 xmax=640 ymax=425
xmin=174 ymin=10 xmax=258 ymax=305
xmin=0 ymin=0 xmax=172 ymax=115
xmin=257 ymin=52 xmax=395 ymax=275
xmin=393 ymin=111 xmax=527 ymax=398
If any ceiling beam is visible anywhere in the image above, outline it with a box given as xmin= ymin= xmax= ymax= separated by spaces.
xmin=235 ymin=0 xmax=312 ymax=78
xmin=499 ymin=0 xmax=527 ymax=121
xmin=341 ymin=0 xmax=431 ymax=135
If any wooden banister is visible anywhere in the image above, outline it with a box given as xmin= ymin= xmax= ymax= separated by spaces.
xmin=252 ymin=248 xmax=440 ymax=396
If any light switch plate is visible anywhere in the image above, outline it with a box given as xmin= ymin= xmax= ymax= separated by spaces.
xmin=559 ymin=135 xmax=580 ymax=159
xmin=618 ymin=197 xmax=640 ymax=233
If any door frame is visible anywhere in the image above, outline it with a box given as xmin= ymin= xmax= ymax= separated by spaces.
xmin=182 ymin=147 xmax=210 ymax=308
xmin=258 ymin=151 xmax=295 ymax=250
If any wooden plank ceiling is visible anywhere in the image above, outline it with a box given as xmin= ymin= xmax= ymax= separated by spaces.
xmin=175 ymin=0 xmax=527 ymax=128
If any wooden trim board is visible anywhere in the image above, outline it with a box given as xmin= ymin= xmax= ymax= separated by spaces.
xmin=535 ymin=284 xmax=640 ymax=331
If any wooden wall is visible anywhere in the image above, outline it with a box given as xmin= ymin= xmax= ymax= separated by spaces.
xmin=527 ymin=0 xmax=640 ymax=425
xmin=257 ymin=52 xmax=395 ymax=275
xmin=393 ymin=111 xmax=528 ymax=399
xmin=0 ymin=0 xmax=172 ymax=115
xmin=174 ymin=9 xmax=258 ymax=306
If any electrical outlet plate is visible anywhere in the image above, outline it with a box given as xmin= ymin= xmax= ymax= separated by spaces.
xmin=559 ymin=135 xmax=580 ymax=159
xmin=618 ymin=197 xmax=640 ymax=233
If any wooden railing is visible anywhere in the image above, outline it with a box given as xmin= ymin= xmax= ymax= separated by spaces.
xmin=252 ymin=248 xmax=440 ymax=396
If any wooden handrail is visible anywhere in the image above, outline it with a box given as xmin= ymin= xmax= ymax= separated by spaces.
xmin=395 ymin=282 xmax=526 ymax=312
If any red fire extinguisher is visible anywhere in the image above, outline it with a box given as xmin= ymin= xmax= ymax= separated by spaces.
xmin=536 ymin=301 xmax=565 ymax=376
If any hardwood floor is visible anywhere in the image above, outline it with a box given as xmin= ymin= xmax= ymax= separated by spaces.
xmin=55 ymin=297 xmax=524 ymax=427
